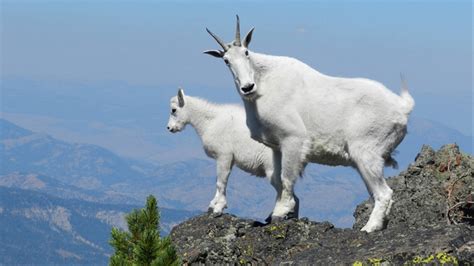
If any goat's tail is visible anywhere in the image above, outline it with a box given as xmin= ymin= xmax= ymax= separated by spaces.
xmin=399 ymin=73 xmax=415 ymax=115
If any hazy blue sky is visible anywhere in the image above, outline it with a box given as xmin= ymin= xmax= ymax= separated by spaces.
xmin=1 ymin=0 xmax=472 ymax=136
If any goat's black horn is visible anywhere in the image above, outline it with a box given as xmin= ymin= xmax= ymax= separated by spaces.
xmin=235 ymin=15 xmax=241 ymax=46
xmin=206 ymin=28 xmax=228 ymax=51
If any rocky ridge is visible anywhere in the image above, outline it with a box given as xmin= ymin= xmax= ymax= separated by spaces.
xmin=354 ymin=144 xmax=473 ymax=230
xmin=170 ymin=144 xmax=473 ymax=264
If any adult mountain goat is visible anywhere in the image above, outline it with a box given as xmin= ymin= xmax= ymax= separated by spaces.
xmin=204 ymin=16 xmax=414 ymax=232
xmin=167 ymin=89 xmax=286 ymax=216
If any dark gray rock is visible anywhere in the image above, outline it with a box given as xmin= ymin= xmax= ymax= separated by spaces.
xmin=170 ymin=144 xmax=473 ymax=264
xmin=354 ymin=144 xmax=473 ymax=230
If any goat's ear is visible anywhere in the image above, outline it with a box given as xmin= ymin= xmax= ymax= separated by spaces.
xmin=243 ymin=27 xmax=255 ymax=48
xmin=177 ymin=88 xmax=185 ymax=107
xmin=203 ymin=50 xmax=224 ymax=58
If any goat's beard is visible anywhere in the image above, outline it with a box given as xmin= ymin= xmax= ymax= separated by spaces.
xmin=241 ymin=91 xmax=260 ymax=102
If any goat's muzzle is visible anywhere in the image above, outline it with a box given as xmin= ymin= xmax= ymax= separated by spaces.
xmin=241 ymin=83 xmax=255 ymax=94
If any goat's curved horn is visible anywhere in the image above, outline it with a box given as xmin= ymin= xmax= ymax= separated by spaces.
xmin=235 ymin=15 xmax=241 ymax=46
xmin=206 ymin=28 xmax=228 ymax=51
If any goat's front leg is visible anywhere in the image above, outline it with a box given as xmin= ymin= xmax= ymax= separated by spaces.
xmin=208 ymin=156 xmax=233 ymax=215
xmin=271 ymin=137 xmax=304 ymax=221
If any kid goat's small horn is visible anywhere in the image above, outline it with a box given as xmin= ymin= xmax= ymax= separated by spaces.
xmin=235 ymin=15 xmax=241 ymax=46
xmin=206 ymin=28 xmax=228 ymax=51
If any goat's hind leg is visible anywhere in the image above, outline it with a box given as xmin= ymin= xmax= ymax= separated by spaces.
xmin=265 ymin=149 xmax=282 ymax=223
xmin=352 ymin=148 xmax=393 ymax=232
xmin=265 ymin=156 xmax=282 ymax=223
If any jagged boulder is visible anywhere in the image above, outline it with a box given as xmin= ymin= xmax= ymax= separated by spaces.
xmin=354 ymin=144 xmax=473 ymax=229
xmin=170 ymin=144 xmax=473 ymax=264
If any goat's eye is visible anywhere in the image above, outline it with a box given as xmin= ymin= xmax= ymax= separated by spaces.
xmin=224 ymin=59 xmax=229 ymax=65
xmin=171 ymin=108 xmax=177 ymax=114
xmin=245 ymin=50 xmax=249 ymax=56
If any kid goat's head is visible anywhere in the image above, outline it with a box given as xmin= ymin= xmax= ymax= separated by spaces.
xmin=205 ymin=15 xmax=256 ymax=99
xmin=167 ymin=88 xmax=187 ymax=133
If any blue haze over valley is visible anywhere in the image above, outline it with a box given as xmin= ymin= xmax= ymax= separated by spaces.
xmin=0 ymin=0 xmax=471 ymax=264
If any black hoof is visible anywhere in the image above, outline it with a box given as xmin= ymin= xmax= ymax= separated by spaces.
xmin=286 ymin=212 xmax=299 ymax=219
xmin=270 ymin=216 xmax=284 ymax=223
xmin=252 ymin=221 xmax=267 ymax=227
xmin=286 ymin=211 xmax=298 ymax=219
xmin=207 ymin=208 xmax=223 ymax=218
xmin=210 ymin=212 xmax=223 ymax=218
xmin=265 ymin=213 xmax=273 ymax=223
xmin=269 ymin=212 xmax=298 ymax=223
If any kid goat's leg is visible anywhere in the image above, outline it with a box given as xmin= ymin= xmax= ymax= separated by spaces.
xmin=209 ymin=156 xmax=233 ymax=214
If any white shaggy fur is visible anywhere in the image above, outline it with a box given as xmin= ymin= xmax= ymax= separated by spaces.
xmin=167 ymin=89 xmax=281 ymax=215
xmin=205 ymin=17 xmax=415 ymax=232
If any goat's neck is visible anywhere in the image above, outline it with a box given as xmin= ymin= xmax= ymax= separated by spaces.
xmin=186 ymin=97 xmax=217 ymax=137
xmin=249 ymin=52 xmax=275 ymax=82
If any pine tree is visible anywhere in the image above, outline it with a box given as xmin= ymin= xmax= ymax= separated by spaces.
xmin=109 ymin=195 xmax=180 ymax=266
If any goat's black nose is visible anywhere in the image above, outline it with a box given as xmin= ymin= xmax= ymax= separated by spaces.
xmin=167 ymin=126 xmax=170 ymax=130
xmin=241 ymin=83 xmax=255 ymax=93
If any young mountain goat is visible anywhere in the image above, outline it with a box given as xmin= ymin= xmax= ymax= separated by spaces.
xmin=167 ymin=89 xmax=286 ymax=216
xmin=204 ymin=16 xmax=415 ymax=232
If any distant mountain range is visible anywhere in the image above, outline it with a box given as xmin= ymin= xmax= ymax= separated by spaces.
xmin=0 ymin=119 xmax=198 ymax=264
xmin=1 ymin=119 xmax=152 ymax=190
xmin=0 ymin=187 xmax=195 ymax=265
